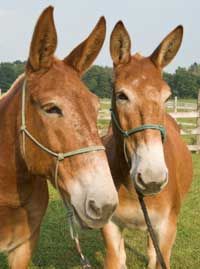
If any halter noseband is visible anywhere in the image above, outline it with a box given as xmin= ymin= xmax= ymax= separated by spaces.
xmin=20 ymin=79 xmax=104 ymax=268
xmin=110 ymin=108 xmax=166 ymax=142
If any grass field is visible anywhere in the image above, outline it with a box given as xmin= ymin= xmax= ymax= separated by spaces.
xmin=0 ymin=98 xmax=199 ymax=268
xmin=0 ymin=154 xmax=199 ymax=269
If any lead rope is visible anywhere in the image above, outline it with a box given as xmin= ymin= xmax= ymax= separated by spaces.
xmin=54 ymin=157 xmax=92 ymax=269
xmin=137 ymin=191 xmax=167 ymax=269
xmin=124 ymin=157 xmax=167 ymax=268
xmin=123 ymin=144 xmax=167 ymax=269
xmin=111 ymin=108 xmax=167 ymax=269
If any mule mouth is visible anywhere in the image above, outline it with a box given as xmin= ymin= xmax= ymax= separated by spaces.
xmin=133 ymin=172 xmax=168 ymax=196
xmin=134 ymin=179 xmax=168 ymax=196
xmin=135 ymin=184 xmax=162 ymax=196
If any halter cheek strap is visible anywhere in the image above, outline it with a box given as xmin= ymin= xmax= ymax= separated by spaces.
xmin=20 ymin=78 xmax=104 ymax=268
xmin=110 ymin=108 xmax=166 ymax=142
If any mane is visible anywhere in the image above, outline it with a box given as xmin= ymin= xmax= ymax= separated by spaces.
xmin=133 ymin=53 xmax=144 ymax=60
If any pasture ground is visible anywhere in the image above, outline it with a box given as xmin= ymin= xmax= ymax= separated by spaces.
xmin=0 ymin=155 xmax=199 ymax=269
xmin=0 ymin=98 xmax=199 ymax=268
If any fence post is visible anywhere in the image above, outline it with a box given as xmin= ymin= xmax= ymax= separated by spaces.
xmin=174 ymin=96 xmax=177 ymax=113
xmin=196 ymin=90 xmax=200 ymax=153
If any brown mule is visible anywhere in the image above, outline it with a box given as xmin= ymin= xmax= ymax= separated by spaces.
xmin=102 ymin=22 xmax=193 ymax=269
xmin=0 ymin=7 xmax=118 ymax=269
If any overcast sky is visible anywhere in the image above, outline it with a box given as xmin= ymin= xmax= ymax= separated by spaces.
xmin=0 ymin=0 xmax=199 ymax=73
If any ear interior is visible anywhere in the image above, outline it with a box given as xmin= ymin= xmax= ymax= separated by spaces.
xmin=27 ymin=6 xmax=57 ymax=72
xmin=110 ymin=21 xmax=131 ymax=66
xmin=64 ymin=17 xmax=106 ymax=76
xmin=150 ymin=25 xmax=183 ymax=69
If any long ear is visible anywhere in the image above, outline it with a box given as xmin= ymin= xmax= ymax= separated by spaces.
xmin=110 ymin=21 xmax=131 ymax=66
xmin=27 ymin=6 xmax=57 ymax=72
xmin=150 ymin=25 xmax=183 ymax=69
xmin=64 ymin=17 xmax=106 ymax=76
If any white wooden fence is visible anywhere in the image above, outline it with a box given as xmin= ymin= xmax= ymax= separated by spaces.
xmin=168 ymin=92 xmax=200 ymax=152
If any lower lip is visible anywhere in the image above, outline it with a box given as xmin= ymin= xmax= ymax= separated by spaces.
xmin=134 ymin=184 xmax=162 ymax=196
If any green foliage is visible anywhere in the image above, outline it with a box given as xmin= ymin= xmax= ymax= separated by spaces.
xmin=164 ymin=67 xmax=200 ymax=98
xmin=1 ymin=60 xmax=200 ymax=99
xmin=0 ymin=60 xmax=25 ymax=92
xmin=83 ymin=65 xmax=113 ymax=98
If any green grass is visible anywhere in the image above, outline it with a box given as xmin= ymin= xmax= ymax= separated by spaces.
xmin=0 ymin=154 xmax=199 ymax=268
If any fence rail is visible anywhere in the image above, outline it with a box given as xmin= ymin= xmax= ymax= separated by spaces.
xmin=168 ymin=92 xmax=200 ymax=152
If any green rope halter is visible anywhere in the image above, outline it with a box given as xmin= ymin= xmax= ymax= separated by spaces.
xmin=20 ymin=79 xmax=104 ymax=268
xmin=110 ymin=108 xmax=166 ymax=142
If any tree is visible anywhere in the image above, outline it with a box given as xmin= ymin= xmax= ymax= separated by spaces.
xmin=0 ymin=61 xmax=25 ymax=92
xmin=1 ymin=60 xmax=200 ymax=99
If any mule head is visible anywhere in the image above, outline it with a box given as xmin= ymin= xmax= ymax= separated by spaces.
xmin=22 ymin=6 xmax=118 ymax=228
xmin=110 ymin=21 xmax=183 ymax=195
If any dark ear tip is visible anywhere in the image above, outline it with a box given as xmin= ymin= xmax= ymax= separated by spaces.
xmin=43 ymin=5 xmax=54 ymax=13
xmin=175 ymin=25 xmax=184 ymax=35
xmin=38 ymin=6 xmax=54 ymax=20
xmin=99 ymin=16 xmax=106 ymax=25
xmin=114 ymin=20 xmax=125 ymax=30
xmin=96 ymin=16 xmax=106 ymax=33
xmin=177 ymin=25 xmax=183 ymax=30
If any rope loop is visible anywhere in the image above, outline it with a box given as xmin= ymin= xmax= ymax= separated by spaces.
xmin=57 ymin=153 xmax=65 ymax=161
xmin=123 ymin=131 xmax=129 ymax=137
xmin=20 ymin=125 xmax=26 ymax=131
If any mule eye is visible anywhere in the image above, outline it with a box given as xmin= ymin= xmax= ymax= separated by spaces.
xmin=44 ymin=105 xmax=63 ymax=116
xmin=116 ymin=92 xmax=129 ymax=101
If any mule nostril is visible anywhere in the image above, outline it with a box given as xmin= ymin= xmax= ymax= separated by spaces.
xmin=86 ymin=199 xmax=117 ymax=221
xmin=87 ymin=200 xmax=102 ymax=219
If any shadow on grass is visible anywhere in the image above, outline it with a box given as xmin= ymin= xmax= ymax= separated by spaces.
xmin=32 ymin=199 xmax=105 ymax=269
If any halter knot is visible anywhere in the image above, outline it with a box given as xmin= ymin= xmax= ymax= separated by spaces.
xmin=57 ymin=153 xmax=65 ymax=161
xmin=123 ymin=131 xmax=129 ymax=137
xmin=20 ymin=125 xmax=26 ymax=131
